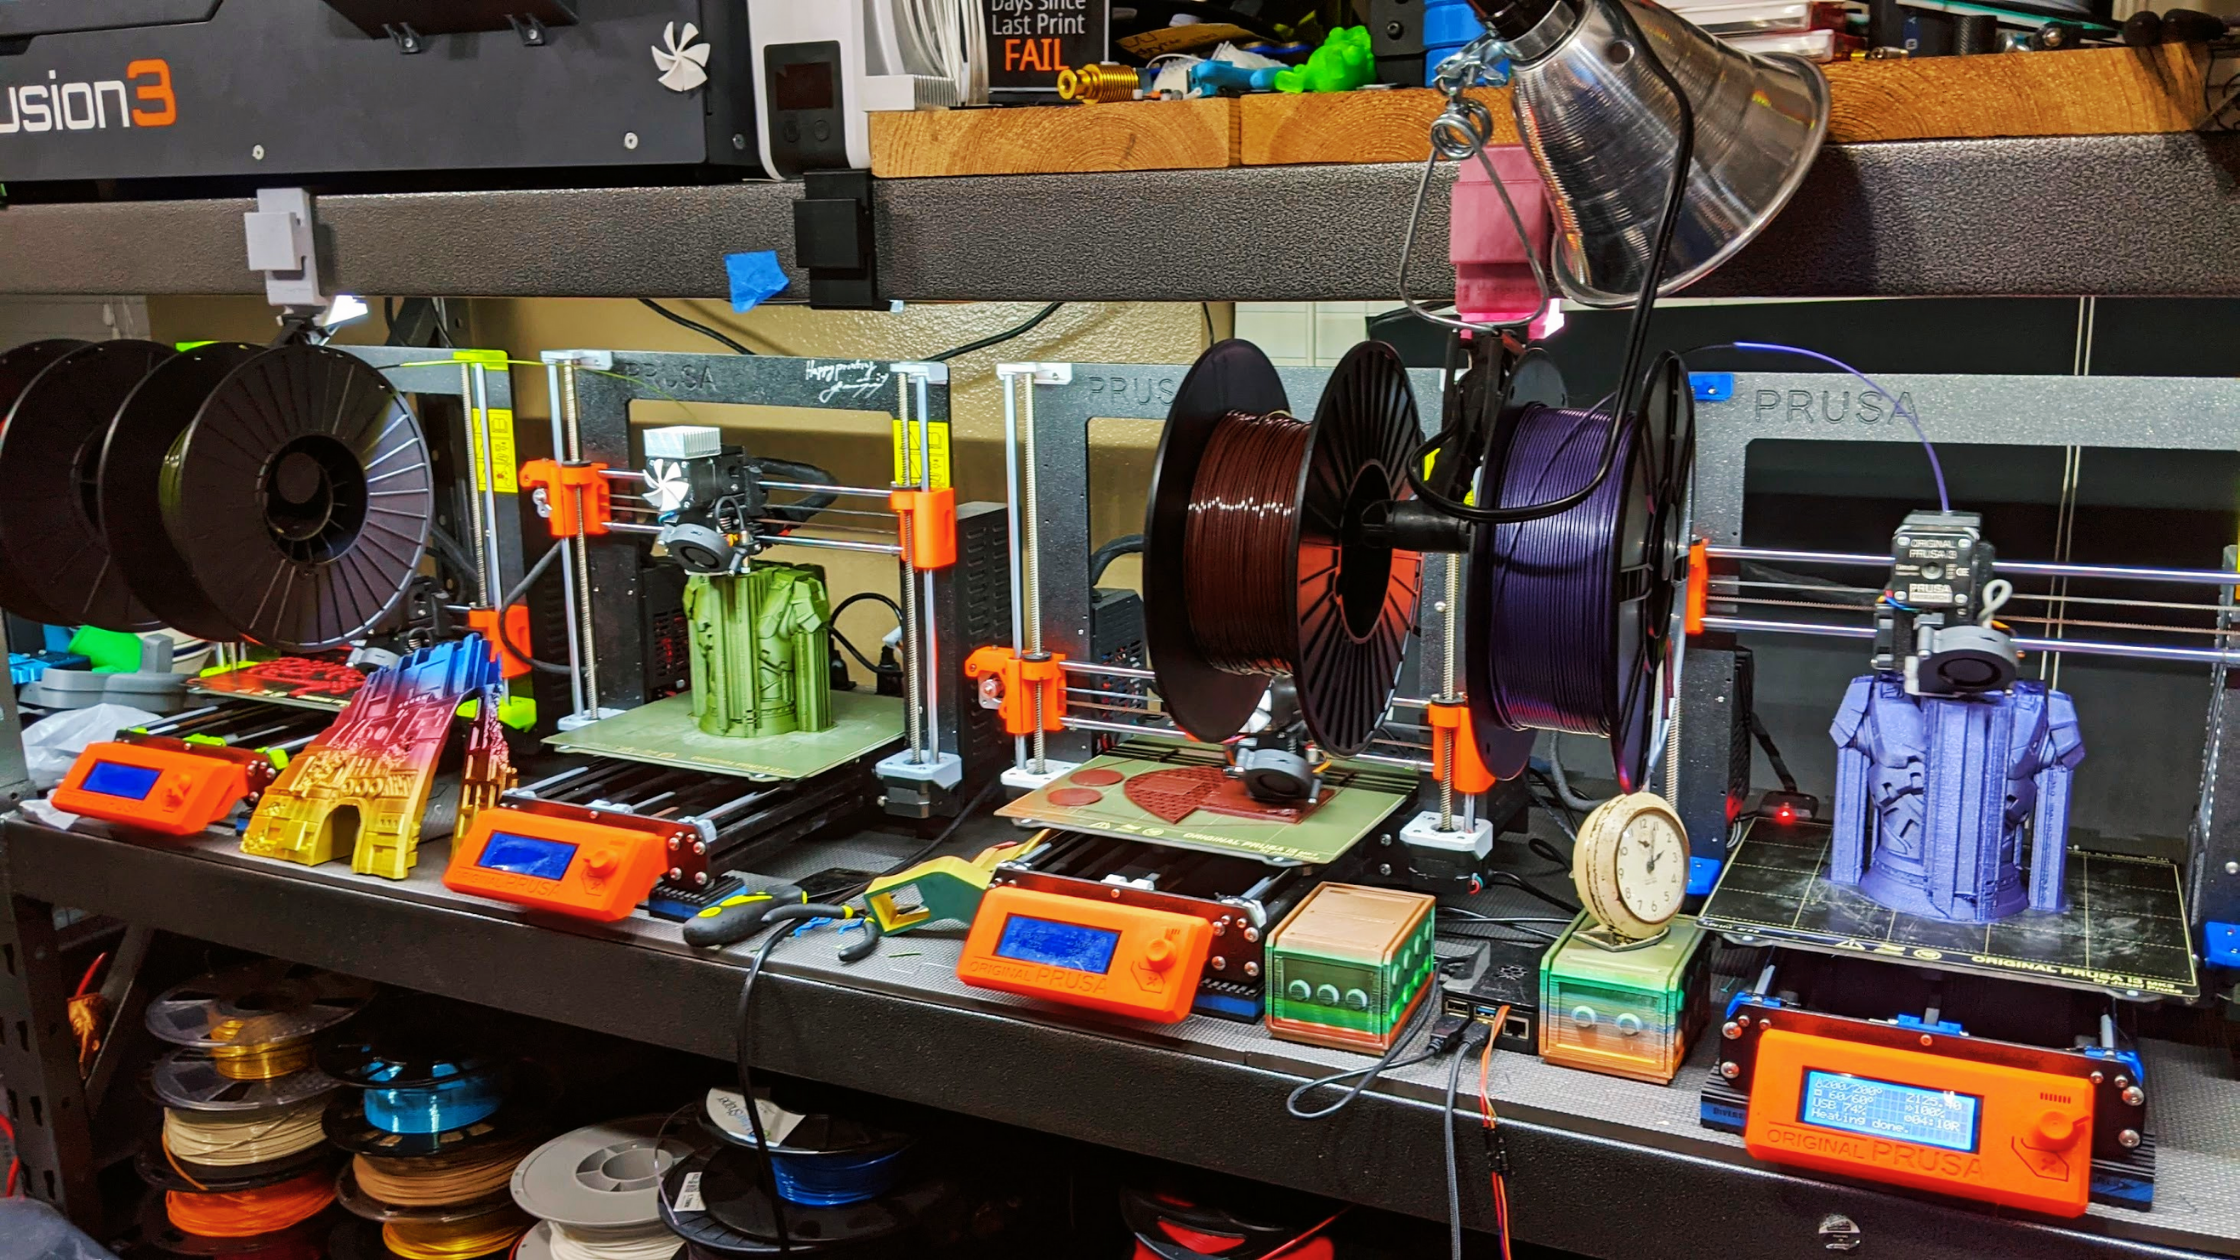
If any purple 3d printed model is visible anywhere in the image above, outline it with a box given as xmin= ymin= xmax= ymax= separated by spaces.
xmin=1829 ymin=674 xmax=2084 ymax=923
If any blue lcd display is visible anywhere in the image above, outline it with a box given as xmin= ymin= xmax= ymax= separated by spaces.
xmin=994 ymin=915 xmax=1121 ymax=974
xmin=82 ymin=761 xmax=163 ymax=801
xmin=1800 ymin=1071 xmax=1982 ymax=1153
xmin=476 ymin=833 xmax=578 ymax=881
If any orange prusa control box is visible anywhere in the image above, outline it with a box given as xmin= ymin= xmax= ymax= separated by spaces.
xmin=958 ymin=885 xmax=1213 ymax=1023
xmin=52 ymin=739 xmax=275 ymax=836
xmin=1744 ymin=1028 xmax=2095 ymax=1217
xmin=443 ymin=804 xmax=683 ymax=922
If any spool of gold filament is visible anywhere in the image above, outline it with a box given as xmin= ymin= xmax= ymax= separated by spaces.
xmin=1058 ymin=63 xmax=1140 ymax=104
xmin=351 ymin=1134 xmax=539 ymax=1208
xmin=382 ymin=1207 xmax=534 ymax=1260
xmin=207 ymin=1027 xmax=316 ymax=1081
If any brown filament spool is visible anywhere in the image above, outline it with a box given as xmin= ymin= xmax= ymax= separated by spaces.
xmin=1182 ymin=411 xmax=1311 ymax=675
xmin=1144 ymin=339 xmax=1424 ymax=756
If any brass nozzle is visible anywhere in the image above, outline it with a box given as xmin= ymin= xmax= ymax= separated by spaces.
xmin=1058 ymin=63 xmax=1140 ymax=104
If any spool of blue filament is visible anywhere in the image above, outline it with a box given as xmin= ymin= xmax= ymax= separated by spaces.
xmin=318 ymin=1004 xmax=541 ymax=1158
xmin=766 ymin=1142 xmax=909 ymax=1208
xmin=362 ymin=1060 xmax=506 ymax=1135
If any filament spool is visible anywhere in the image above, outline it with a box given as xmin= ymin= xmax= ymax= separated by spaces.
xmin=161 ymin=1096 xmax=331 ymax=1168
xmin=381 ymin=1206 xmax=535 ymax=1260
xmin=346 ymin=1134 xmax=542 ymax=1213
xmin=1144 ymin=340 xmax=1425 ymax=755
xmin=1464 ymin=351 xmax=1692 ymax=791
xmin=145 ymin=961 xmax=377 ymax=1050
xmin=510 ymin=1115 xmax=690 ymax=1260
xmin=152 ymin=1047 xmax=341 ymax=1113
xmin=160 ymin=343 xmax=434 ymax=651
xmin=160 ymin=1167 xmax=339 ymax=1241
xmin=657 ymin=1146 xmax=959 ymax=1256
xmin=100 ymin=341 xmax=267 ymax=640
xmin=141 ymin=1188 xmax=334 ymax=1259
xmin=0 ymin=338 xmax=176 ymax=630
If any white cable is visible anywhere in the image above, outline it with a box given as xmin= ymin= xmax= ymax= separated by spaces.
xmin=545 ymin=1221 xmax=682 ymax=1260
xmin=1981 ymin=577 xmax=2014 ymax=628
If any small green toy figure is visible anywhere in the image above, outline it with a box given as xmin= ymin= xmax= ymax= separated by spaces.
xmin=1274 ymin=26 xmax=1373 ymax=94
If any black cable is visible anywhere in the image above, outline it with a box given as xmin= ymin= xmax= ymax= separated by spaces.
xmin=640 ymin=298 xmax=755 ymax=354
xmin=1403 ymin=17 xmax=1695 ymax=527
xmin=831 ymin=591 xmax=905 ymax=679
xmin=1285 ymin=997 xmax=1439 ymax=1120
xmin=733 ymin=906 xmax=883 ymax=1252
xmin=757 ymin=458 xmax=838 ymax=526
xmin=1480 ymin=869 xmax=1579 ymax=916
xmin=1201 ymin=302 xmax=1216 ymax=347
xmin=496 ymin=545 xmax=572 ymax=675
xmin=423 ymin=524 xmax=481 ymax=594
xmin=1088 ymin=534 xmax=1144 ymax=585
xmin=832 ymin=777 xmax=1007 ymax=905
xmin=927 ymin=302 xmax=1064 ymax=362
xmin=1747 ymin=710 xmax=1801 ymax=794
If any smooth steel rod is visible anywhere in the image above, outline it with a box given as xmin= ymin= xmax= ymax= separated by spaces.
xmin=1701 ymin=615 xmax=2239 ymax=665
xmin=1058 ymin=661 xmax=1157 ymax=681
xmin=761 ymin=479 xmax=896 ymax=498
xmin=1708 ymin=545 xmax=2240 ymax=587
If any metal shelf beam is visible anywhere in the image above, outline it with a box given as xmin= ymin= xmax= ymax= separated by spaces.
xmin=5 ymin=134 xmax=2239 ymax=301
xmin=5 ymin=819 xmax=2235 ymax=1260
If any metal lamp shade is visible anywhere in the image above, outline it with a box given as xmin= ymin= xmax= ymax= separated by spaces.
xmin=1503 ymin=0 xmax=1831 ymax=306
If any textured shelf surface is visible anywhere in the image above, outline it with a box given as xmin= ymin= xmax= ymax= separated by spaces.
xmin=6 ymin=816 xmax=2239 ymax=1259
xmin=5 ymin=133 xmax=2240 ymax=301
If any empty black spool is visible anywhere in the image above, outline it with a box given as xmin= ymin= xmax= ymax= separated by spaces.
xmin=102 ymin=341 xmax=267 ymax=640
xmin=0 ymin=338 xmax=175 ymax=630
xmin=161 ymin=345 xmax=433 ymax=651
xmin=1143 ymin=339 xmax=1423 ymax=756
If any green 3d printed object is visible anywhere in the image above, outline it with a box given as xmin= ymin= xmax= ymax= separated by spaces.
xmin=684 ymin=565 xmax=834 ymax=739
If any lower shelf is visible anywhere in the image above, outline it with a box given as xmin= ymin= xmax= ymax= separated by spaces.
xmin=5 ymin=817 xmax=2237 ymax=1260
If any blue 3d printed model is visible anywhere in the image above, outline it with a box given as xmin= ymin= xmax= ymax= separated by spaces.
xmin=1829 ymin=674 xmax=2084 ymax=923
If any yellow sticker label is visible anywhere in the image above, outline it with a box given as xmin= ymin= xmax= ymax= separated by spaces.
xmin=468 ymin=408 xmax=520 ymax=494
xmin=892 ymin=418 xmax=953 ymax=490
xmin=450 ymin=348 xmax=509 ymax=368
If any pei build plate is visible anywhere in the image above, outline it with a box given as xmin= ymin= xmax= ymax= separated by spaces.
xmin=545 ymin=692 xmax=904 ymax=781
xmin=1697 ymin=821 xmax=2198 ymax=1001
xmin=998 ymin=742 xmax=1413 ymax=865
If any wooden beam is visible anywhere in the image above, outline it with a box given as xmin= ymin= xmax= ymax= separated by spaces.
xmin=1820 ymin=43 xmax=2208 ymax=141
xmin=869 ymin=98 xmax=1239 ymax=178
xmin=868 ymin=44 xmax=2211 ymax=177
xmin=1240 ymin=87 xmax=1518 ymax=166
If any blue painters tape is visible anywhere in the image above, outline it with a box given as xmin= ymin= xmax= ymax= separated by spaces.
xmin=726 ymin=251 xmax=789 ymax=312
xmin=1688 ymin=856 xmax=1723 ymax=896
xmin=1690 ymin=372 xmax=1735 ymax=402
xmin=2205 ymin=921 xmax=2240 ymax=968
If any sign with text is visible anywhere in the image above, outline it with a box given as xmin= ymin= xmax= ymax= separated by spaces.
xmin=987 ymin=0 xmax=1109 ymax=98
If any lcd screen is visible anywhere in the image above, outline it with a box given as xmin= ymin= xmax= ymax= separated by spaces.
xmin=994 ymin=915 xmax=1121 ymax=974
xmin=476 ymin=833 xmax=578 ymax=881
xmin=82 ymin=761 xmax=162 ymax=801
xmin=1799 ymin=1070 xmax=1981 ymax=1152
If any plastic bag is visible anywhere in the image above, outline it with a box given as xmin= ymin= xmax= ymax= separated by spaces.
xmin=20 ymin=703 xmax=162 ymax=790
xmin=0 ymin=1198 xmax=123 ymax=1260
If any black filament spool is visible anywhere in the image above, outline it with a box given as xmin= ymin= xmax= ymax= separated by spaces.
xmin=0 ymin=338 xmax=175 ymax=630
xmin=161 ymin=345 xmax=433 ymax=651
xmin=1144 ymin=339 xmax=1424 ymax=756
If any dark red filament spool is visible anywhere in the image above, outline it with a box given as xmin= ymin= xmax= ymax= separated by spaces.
xmin=1181 ymin=411 xmax=1310 ymax=677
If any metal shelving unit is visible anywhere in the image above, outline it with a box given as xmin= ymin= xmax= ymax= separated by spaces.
xmin=8 ymin=134 xmax=2240 ymax=301
xmin=4 ymin=819 xmax=2238 ymax=1260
